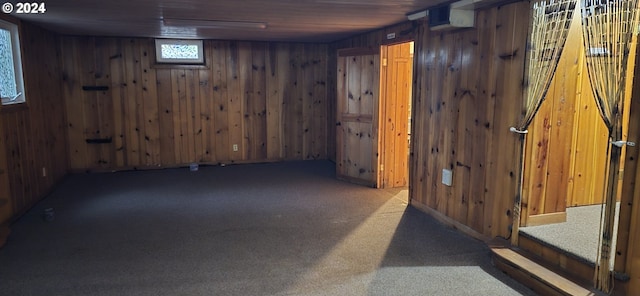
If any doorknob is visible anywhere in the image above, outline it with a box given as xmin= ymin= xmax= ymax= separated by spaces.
xmin=336 ymin=122 xmax=342 ymax=126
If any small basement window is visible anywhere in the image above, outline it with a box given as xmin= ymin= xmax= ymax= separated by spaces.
xmin=0 ymin=19 xmax=25 ymax=105
xmin=155 ymin=39 xmax=204 ymax=64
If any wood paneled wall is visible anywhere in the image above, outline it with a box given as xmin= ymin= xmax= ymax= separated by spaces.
xmin=61 ymin=38 xmax=328 ymax=170
xmin=0 ymin=20 xmax=68 ymax=222
xmin=330 ymin=2 xmax=529 ymax=238
xmin=410 ymin=2 xmax=529 ymax=238
xmin=0 ymin=110 xmax=10 ymax=226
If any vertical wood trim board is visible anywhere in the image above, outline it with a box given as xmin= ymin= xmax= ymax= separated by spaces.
xmin=619 ymin=33 xmax=640 ymax=295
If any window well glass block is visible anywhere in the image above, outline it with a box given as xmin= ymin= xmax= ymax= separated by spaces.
xmin=155 ymin=39 xmax=204 ymax=64
xmin=161 ymin=44 xmax=199 ymax=60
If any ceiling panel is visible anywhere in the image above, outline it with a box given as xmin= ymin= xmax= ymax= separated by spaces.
xmin=10 ymin=0 xmax=444 ymax=42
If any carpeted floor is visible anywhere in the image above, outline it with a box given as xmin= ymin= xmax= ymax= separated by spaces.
xmin=0 ymin=161 xmax=535 ymax=295
xmin=519 ymin=202 xmax=620 ymax=267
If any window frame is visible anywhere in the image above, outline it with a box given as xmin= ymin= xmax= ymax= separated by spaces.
xmin=0 ymin=18 xmax=25 ymax=106
xmin=154 ymin=39 xmax=204 ymax=65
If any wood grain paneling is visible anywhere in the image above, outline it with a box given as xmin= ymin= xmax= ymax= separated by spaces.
xmin=330 ymin=2 xmax=529 ymax=238
xmin=0 ymin=20 xmax=68 ymax=221
xmin=61 ymin=37 xmax=328 ymax=170
xmin=0 ymin=110 xmax=11 ymax=226
xmin=410 ymin=2 xmax=529 ymax=238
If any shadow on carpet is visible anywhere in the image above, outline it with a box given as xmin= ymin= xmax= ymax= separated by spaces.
xmin=0 ymin=161 xmax=535 ymax=296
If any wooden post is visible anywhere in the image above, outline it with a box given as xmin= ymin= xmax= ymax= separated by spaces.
xmin=511 ymin=134 xmax=526 ymax=246
xmin=595 ymin=126 xmax=623 ymax=292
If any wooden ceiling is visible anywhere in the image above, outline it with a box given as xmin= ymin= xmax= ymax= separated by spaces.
xmin=12 ymin=0 xmax=446 ymax=42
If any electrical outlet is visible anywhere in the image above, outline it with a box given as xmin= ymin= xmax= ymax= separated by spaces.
xmin=42 ymin=167 xmax=47 ymax=177
xmin=232 ymin=144 xmax=238 ymax=152
xmin=442 ymin=169 xmax=452 ymax=187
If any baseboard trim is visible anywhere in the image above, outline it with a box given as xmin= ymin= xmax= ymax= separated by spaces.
xmin=525 ymin=212 xmax=567 ymax=227
xmin=69 ymin=158 xmax=329 ymax=174
xmin=410 ymin=200 xmax=489 ymax=243
xmin=336 ymin=174 xmax=376 ymax=188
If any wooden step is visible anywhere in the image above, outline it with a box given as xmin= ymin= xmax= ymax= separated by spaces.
xmin=518 ymin=232 xmax=596 ymax=285
xmin=491 ymin=246 xmax=599 ymax=296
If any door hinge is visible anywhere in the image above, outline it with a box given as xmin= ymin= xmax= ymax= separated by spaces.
xmin=382 ymin=58 xmax=388 ymax=67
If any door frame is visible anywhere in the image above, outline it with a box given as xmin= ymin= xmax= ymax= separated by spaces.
xmin=335 ymin=41 xmax=415 ymax=189
xmin=378 ymin=41 xmax=414 ymax=189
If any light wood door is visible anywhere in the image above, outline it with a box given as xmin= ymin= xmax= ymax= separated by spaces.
xmin=379 ymin=42 xmax=413 ymax=188
xmin=336 ymin=48 xmax=381 ymax=187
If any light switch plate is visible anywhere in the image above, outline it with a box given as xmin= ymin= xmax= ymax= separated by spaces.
xmin=442 ymin=169 xmax=453 ymax=186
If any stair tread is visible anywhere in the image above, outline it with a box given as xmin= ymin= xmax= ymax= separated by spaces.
xmin=492 ymin=247 xmax=595 ymax=295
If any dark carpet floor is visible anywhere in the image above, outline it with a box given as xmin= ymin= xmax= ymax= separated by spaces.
xmin=0 ymin=161 xmax=535 ymax=295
